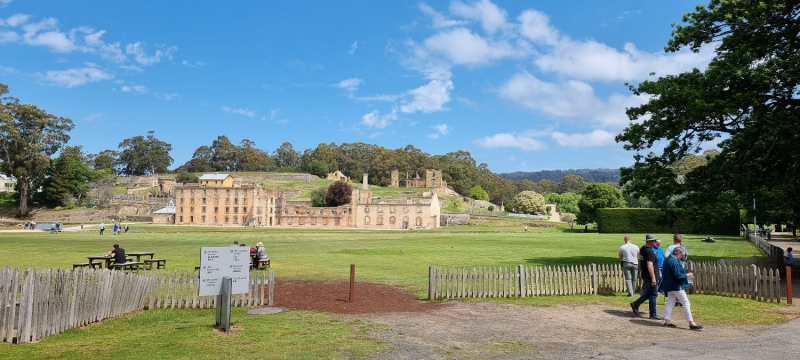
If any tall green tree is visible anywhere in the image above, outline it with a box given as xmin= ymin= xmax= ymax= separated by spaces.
xmin=469 ymin=185 xmax=489 ymax=201
xmin=117 ymin=131 xmax=173 ymax=175
xmin=545 ymin=192 xmax=581 ymax=214
xmin=44 ymin=146 xmax=94 ymax=205
xmin=557 ymin=173 xmax=587 ymax=194
xmin=0 ymin=82 xmax=74 ymax=215
xmin=273 ymin=142 xmax=300 ymax=171
xmin=617 ymin=0 xmax=800 ymax=231
xmin=577 ymin=183 xmax=626 ymax=224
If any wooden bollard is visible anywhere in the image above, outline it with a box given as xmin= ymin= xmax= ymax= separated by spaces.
xmin=787 ymin=266 xmax=793 ymax=305
xmin=349 ymin=264 xmax=355 ymax=302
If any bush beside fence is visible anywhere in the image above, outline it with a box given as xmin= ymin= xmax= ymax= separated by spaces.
xmin=595 ymin=208 xmax=739 ymax=235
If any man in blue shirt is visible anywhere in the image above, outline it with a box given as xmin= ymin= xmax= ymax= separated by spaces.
xmin=631 ymin=234 xmax=663 ymax=320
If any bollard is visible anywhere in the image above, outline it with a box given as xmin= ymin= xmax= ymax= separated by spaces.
xmin=349 ymin=264 xmax=355 ymax=302
xmin=787 ymin=266 xmax=793 ymax=305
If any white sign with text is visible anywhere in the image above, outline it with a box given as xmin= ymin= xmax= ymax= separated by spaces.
xmin=199 ymin=246 xmax=251 ymax=296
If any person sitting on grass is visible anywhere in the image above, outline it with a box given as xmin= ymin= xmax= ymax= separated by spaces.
xmin=108 ymin=244 xmax=126 ymax=269
xmin=661 ymin=247 xmax=703 ymax=330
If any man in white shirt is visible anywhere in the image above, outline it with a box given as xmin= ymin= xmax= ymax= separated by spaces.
xmin=619 ymin=236 xmax=639 ymax=296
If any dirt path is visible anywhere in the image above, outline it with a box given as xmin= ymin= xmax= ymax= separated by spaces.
xmin=356 ymin=301 xmax=791 ymax=359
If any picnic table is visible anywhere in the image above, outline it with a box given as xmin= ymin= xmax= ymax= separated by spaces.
xmin=87 ymin=255 xmax=113 ymax=269
xmin=127 ymin=252 xmax=156 ymax=262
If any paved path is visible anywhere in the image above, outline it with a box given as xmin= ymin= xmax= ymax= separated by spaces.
xmin=593 ymin=317 xmax=800 ymax=360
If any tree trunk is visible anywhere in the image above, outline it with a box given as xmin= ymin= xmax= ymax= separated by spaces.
xmin=18 ymin=180 xmax=29 ymax=216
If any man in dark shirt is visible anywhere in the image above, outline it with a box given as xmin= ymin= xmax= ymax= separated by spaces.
xmin=108 ymin=244 xmax=126 ymax=268
xmin=630 ymin=234 xmax=663 ymax=319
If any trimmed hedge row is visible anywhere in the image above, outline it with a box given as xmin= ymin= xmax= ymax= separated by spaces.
xmin=596 ymin=208 xmax=739 ymax=235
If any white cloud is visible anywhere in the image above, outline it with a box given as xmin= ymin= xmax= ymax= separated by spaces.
xmin=0 ymin=0 xmax=13 ymax=7
xmin=361 ymin=108 xmax=398 ymax=128
xmin=449 ymin=0 xmax=508 ymax=34
xmin=222 ymin=106 xmax=256 ymax=117
xmin=350 ymin=93 xmax=401 ymax=102
xmin=5 ymin=14 xmax=30 ymax=27
xmin=428 ymin=123 xmax=450 ymax=139
xmin=119 ymin=64 xmax=143 ymax=72
xmin=40 ymin=66 xmax=114 ymax=87
xmin=518 ymin=9 xmax=712 ymax=82
xmin=120 ymin=84 xmax=146 ymax=93
xmin=422 ymin=27 xmax=525 ymax=66
xmin=348 ymin=41 xmax=358 ymax=54
xmin=181 ymin=60 xmax=205 ymax=67
xmin=159 ymin=93 xmax=178 ymax=100
xmin=498 ymin=71 xmax=642 ymax=128
xmin=0 ymin=31 xmax=18 ymax=42
xmin=20 ymin=18 xmax=77 ymax=52
xmin=84 ymin=112 xmax=103 ymax=122
xmin=270 ymin=109 xmax=288 ymax=124
xmin=125 ymin=42 xmax=176 ymax=65
xmin=400 ymin=78 xmax=453 ymax=113
xmin=475 ymin=132 xmax=548 ymax=151
xmin=551 ymin=130 xmax=616 ymax=147
xmin=0 ymin=64 xmax=15 ymax=73
xmin=418 ymin=3 xmax=466 ymax=28
xmin=335 ymin=77 xmax=363 ymax=92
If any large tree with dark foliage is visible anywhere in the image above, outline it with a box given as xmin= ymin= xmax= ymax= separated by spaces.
xmin=325 ymin=181 xmax=352 ymax=206
xmin=0 ymin=82 xmax=74 ymax=215
xmin=617 ymin=0 xmax=800 ymax=233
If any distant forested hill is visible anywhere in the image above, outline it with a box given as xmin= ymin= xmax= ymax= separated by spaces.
xmin=500 ymin=168 xmax=621 ymax=184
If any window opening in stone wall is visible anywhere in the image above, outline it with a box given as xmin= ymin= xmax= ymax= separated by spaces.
xmin=243 ymin=207 xmax=248 ymax=213
xmin=364 ymin=216 xmax=370 ymax=225
xmin=202 ymin=198 xmax=207 ymax=204
xmin=214 ymin=207 xmax=219 ymax=213
xmin=234 ymin=207 xmax=238 ymax=214
xmin=225 ymin=216 xmax=229 ymax=223
xmin=377 ymin=216 xmax=383 ymax=225
xmin=190 ymin=216 xmax=194 ymax=222
xmin=202 ymin=206 xmax=206 ymax=213
xmin=201 ymin=215 xmax=206 ymax=223
xmin=415 ymin=216 xmax=422 ymax=226
xmin=389 ymin=216 xmax=396 ymax=225
xmin=235 ymin=198 xmax=239 ymax=205
xmin=225 ymin=207 xmax=229 ymax=214
xmin=233 ymin=215 xmax=238 ymax=223
xmin=190 ymin=207 xmax=194 ymax=213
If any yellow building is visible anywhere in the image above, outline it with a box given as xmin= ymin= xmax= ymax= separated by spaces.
xmin=199 ymin=173 xmax=234 ymax=187
xmin=326 ymin=170 xmax=351 ymax=183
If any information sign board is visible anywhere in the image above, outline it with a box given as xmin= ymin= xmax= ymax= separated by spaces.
xmin=199 ymin=246 xmax=251 ymax=296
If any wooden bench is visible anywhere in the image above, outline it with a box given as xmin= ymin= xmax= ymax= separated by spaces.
xmin=110 ymin=262 xmax=141 ymax=272
xmin=73 ymin=262 xmax=102 ymax=269
xmin=254 ymin=258 xmax=270 ymax=269
xmin=143 ymin=258 xmax=167 ymax=270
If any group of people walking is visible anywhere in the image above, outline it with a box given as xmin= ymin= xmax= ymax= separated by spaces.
xmin=99 ymin=222 xmax=128 ymax=235
xmin=22 ymin=220 xmax=36 ymax=230
xmin=620 ymin=233 xmax=703 ymax=330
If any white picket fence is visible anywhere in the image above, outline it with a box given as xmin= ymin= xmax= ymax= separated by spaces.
xmin=430 ymin=261 xmax=783 ymax=303
xmin=429 ymin=264 xmax=626 ymax=299
xmin=0 ymin=267 xmax=150 ymax=344
xmin=148 ymin=269 xmax=274 ymax=309
xmin=686 ymin=261 xmax=781 ymax=303
xmin=0 ymin=267 xmax=275 ymax=344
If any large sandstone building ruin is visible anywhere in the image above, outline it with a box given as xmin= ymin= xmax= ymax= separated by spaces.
xmin=389 ymin=169 xmax=448 ymax=191
xmin=171 ymin=173 xmax=440 ymax=230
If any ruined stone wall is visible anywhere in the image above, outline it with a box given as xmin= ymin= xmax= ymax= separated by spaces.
xmin=153 ymin=213 xmax=174 ymax=225
xmin=261 ymin=174 xmax=318 ymax=182
xmin=440 ymin=213 xmax=470 ymax=226
xmin=390 ymin=170 xmax=399 ymax=187
xmin=277 ymin=205 xmax=351 ymax=227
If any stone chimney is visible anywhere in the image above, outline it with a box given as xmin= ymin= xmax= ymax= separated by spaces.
xmin=362 ymin=173 xmax=368 ymax=190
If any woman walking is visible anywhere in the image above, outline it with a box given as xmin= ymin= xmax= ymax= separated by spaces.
xmin=661 ymin=247 xmax=703 ymax=330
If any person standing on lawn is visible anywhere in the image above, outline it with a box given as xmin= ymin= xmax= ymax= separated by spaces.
xmin=618 ymin=236 xmax=639 ymax=296
xmin=662 ymin=247 xmax=703 ymax=330
xmin=631 ymin=234 xmax=662 ymax=319
xmin=100 ymin=222 xmax=105 ymax=235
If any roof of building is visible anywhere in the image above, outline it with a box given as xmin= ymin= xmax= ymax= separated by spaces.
xmin=153 ymin=206 xmax=176 ymax=214
xmin=199 ymin=173 xmax=231 ymax=180
xmin=0 ymin=174 xmax=16 ymax=181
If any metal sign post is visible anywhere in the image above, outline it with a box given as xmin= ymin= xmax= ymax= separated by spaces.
xmin=215 ymin=277 xmax=233 ymax=333
xmin=200 ymin=247 xmax=250 ymax=332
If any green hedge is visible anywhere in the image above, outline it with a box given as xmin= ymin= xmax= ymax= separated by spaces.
xmin=596 ymin=208 xmax=739 ymax=235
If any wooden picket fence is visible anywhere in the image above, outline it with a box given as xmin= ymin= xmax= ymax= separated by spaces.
xmin=429 ymin=264 xmax=628 ymax=299
xmin=148 ymin=269 xmax=274 ymax=309
xmin=430 ymin=262 xmax=783 ymax=303
xmin=717 ymin=255 xmax=781 ymax=269
xmin=747 ymin=232 xmax=785 ymax=259
xmin=686 ymin=261 xmax=781 ymax=303
xmin=0 ymin=266 xmax=150 ymax=344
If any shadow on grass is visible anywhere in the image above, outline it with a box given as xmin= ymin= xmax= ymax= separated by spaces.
xmin=523 ymin=256 xmax=621 ymax=266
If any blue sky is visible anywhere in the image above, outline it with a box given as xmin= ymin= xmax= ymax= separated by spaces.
xmin=0 ymin=0 xmax=712 ymax=173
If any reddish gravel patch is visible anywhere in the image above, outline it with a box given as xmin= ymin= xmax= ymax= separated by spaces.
xmin=272 ymin=280 xmax=448 ymax=314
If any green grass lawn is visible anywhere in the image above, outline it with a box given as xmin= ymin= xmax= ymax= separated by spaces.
xmin=0 ymin=218 xmax=787 ymax=359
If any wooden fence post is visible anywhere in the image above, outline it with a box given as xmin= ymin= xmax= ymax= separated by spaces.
xmin=518 ymin=265 xmax=526 ymax=297
xmin=787 ymin=266 xmax=793 ymax=305
xmin=268 ymin=270 xmax=274 ymax=306
xmin=429 ymin=266 xmax=435 ymax=300
xmin=590 ymin=264 xmax=597 ymax=295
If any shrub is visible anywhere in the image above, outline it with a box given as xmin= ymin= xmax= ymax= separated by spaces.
xmin=487 ymin=205 xmax=494 ymax=212
xmin=512 ymin=191 xmax=545 ymax=214
xmin=309 ymin=187 xmax=327 ymax=207
xmin=54 ymin=206 xmax=63 ymax=211
xmin=596 ymin=208 xmax=738 ymax=235
xmin=325 ymin=181 xmax=352 ymax=206
xmin=67 ymin=204 xmax=77 ymax=209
